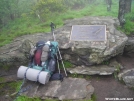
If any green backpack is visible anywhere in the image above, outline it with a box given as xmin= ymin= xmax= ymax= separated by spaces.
xmin=29 ymin=41 xmax=58 ymax=75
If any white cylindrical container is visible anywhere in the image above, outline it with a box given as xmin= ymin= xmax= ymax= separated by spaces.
xmin=17 ymin=66 xmax=50 ymax=84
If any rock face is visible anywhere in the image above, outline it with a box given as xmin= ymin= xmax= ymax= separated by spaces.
xmin=67 ymin=59 xmax=122 ymax=75
xmin=0 ymin=75 xmax=17 ymax=83
xmin=118 ymin=69 xmax=134 ymax=88
xmin=68 ymin=65 xmax=117 ymax=75
xmin=124 ymin=36 xmax=134 ymax=53
xmin=0 ymin=16 xmax=128 ymax=67
xmin=59 ymin=17 xmax=128 ymax=65
xmin=0 ymin=34 xmax=53 ymax=68
xmin=23 ymin=78 xmax=94 ymax=100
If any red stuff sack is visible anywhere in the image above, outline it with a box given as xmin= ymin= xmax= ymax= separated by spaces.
xmin=34 ymin=48 xmax=42 ymax=66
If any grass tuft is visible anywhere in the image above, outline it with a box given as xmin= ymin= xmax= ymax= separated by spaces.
xmin=60 ymin=61 xmax=73 ymax=69
xmin=16 ymin=96 xmax=41 ymax=101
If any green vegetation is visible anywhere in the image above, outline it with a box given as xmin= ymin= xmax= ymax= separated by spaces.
xmin=113 ymin=64 xmax=121 ymax=79
xmin=0 ymin=84 xmax=5 ymax=96
xmin=123 ymin=10 xmax=134 ymax=35
xmin=60 ymin=61 xmax=73 ymax=68
xmin=0 ymin=0 xmax=134 ymax=47
xmin=68 ymin=73 xmax=91 ymax=80
xmin=115 ymin=64 xmax=120 ymax=73
xmin=90 ymin=93 xmax=97 ymax=101
xmin=0 ymin=83 xmax=5 ymax=90
xmin=0 ymin=77 xmax=5 ymax=82
xmin=75 ymin=93 xmax=97 ymax=101
xmin=102 ymin=60 xmax=110 ymax=65
xmin=0 ymin=80 xmax=22 ymax=96
xmin=16 ymin=96 xmax=42 ymax=101
xmin=113 ymin=72 xmax=118 ymax=79
xmin=9 ymin=81 xmax=23 ymax=91
xmin=1 ymin=64 xmax=11 ymax=71
xmin=0 ymin=0 xmax=116 ymax=46
xmin=118 ymin=4 xmax=134 ymax=35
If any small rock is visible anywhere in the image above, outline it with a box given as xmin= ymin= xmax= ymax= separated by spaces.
xmin=118 ymin=69 xmax=134 ymax=88
xmin=124 ymin=37 xmax=134 ymax=53
xmin=5 ymin=94 xmax=10 ymax=99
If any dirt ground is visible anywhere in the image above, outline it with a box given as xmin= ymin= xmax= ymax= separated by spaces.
xmin=0 ymin=53 xmax=134 ymax=101
xmin=90 ymin=53 xmax=134 ymax=101
xmin=90 ymin=76 xmax=134 ymax=101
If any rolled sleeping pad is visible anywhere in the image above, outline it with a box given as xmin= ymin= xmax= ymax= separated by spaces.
xmin=17 ymin=66 xmax=51 ymax=84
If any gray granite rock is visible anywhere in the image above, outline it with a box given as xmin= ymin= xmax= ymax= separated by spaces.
xmin=124 ymin=37 xmax=134 ymax=53
xmin=0 ymin=75 xmax=17 ymax=83
xmin=67 ymin=59 xmax=123 ymax=75
xmin=22 ymin=77 xmax=94 ymax=101
xmin=60 ymin=16 xmax=127 ymax=65
xmin=118 ymin=69 xmax=134 ymax=88
xmin=68 ymin=65 xmax=117 ymax=75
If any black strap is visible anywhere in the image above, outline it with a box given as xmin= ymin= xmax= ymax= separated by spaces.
xmin=37 ymin=68 xmax=43 ymax=82
xmin=24 ymin=67 xmax=29 ymax=79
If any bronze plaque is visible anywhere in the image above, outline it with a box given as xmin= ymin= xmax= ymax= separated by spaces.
xmin=70 ymin=25 xmax=106 ymax=41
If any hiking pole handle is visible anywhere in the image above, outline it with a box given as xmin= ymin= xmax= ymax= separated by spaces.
xmin=50 ymin=22 xmax=56 ymax=31
xmin=50 ymin=22 xmax=56 ymax=41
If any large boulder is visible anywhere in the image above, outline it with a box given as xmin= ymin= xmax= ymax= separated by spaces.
xmin=0 ymin=16 xmax=128 ymax=67
xmin=0 ymin=34 xmax=53 ymax=68
xmin=58 ymin=16 xmax=128 ymax=65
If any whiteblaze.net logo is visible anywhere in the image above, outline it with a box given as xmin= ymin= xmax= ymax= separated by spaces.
xmin=105 ymin=98 xmax=133 ymax=100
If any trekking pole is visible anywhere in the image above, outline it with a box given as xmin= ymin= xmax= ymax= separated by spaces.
xmin=50 ymin=22 xmax=67 ymax=77
xmin=56 ymin=54 xmax=60 ymax=74
xmin=50 ymin=22 xmax=60 ymax=75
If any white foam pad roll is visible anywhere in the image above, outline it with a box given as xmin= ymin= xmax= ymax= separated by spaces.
xmin=38 ymin=71 xmax=50 ymax=84
xmin=17 ymin=66 xmax=28 ymax=78
xmin=17 ymin=66 xmax=50 ymax=84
